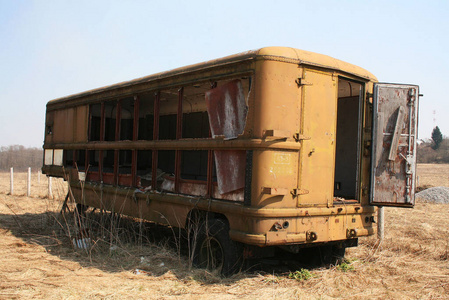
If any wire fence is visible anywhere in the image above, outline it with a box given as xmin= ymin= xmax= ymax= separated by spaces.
xmin=1 ymin=167 xmax=67 ymax=200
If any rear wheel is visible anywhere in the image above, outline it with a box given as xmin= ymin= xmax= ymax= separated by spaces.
xmin=320 ymin=244 xmax=346 ymax=266
xmin=74 ymin=203 xmax=88 ymax=228
xmin=191 ymin=218 xmax=243 ymax=276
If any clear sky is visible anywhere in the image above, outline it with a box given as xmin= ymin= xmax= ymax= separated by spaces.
xmin=1 ymin=0 xmax=448 ymax=147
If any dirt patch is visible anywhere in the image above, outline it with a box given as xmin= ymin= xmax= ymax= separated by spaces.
xmin=0 ymin=166 xmax=448 ymax=299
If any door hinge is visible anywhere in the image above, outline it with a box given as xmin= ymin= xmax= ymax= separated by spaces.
xmin=408 ymin=88 xmax=416 ymax=105
xmin=262 ymin=187 xmax=289 ymax=195
xmin=293 ymin=133 xmax=311 ymax=142
xmin=264 ymin=129 xmax=290 ymax=140
xmin=291 ymin=188 xmax=309 ymax=197
xmin=295 ymin=77 xmax=312 ymax=87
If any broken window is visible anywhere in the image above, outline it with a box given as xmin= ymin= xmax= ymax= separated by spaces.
xmin=76 ymin=150 xmax=86 ymax=171
xmin=158 ymin=150 xmax=176 ymax=192
xmin=182 ymin=84 xmax=210 ymax=139
xmin=120 ymin=97 xmax=135 ymax=141
xmin=82 ymin=76 xmax=251 ymax=197
xmin=158 ymin=89 xmax=178 ymax=140
xmin=181 ymin=150 xmax=208 ymax=181
xmin=104 ymin=101 xmax=117 ymax=141
xmin=63 ymin=150 xmax=74 ymax=167
xmin=118 ymin=150 xmax=133 ymax=186
xmin=89 ymin=104 xmax=102 ymax=141
xmin=159 ymin=115 xmax=177 ymax=140
xmin=138 ymin=93 xmax=154 ymax=141
xmin=102 ymin=150 xmax=115 ymax=185
xmin=86 ymin=150 xmax=100 ymax=182
xmin=137 ymin=150 xmax=153 ymax=188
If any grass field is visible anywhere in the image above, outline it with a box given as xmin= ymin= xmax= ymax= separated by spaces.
xmin=0 ymin=165 xmax=448 ymax=299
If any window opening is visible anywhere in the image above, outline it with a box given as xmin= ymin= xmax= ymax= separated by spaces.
xmin=118 ymin=150 xmax=132 ymax=186
xmin=76 ymin=150 xmax=86 ymax=171
xmin=182 ymin=84 xmax=210 ymax=138
xmin=137 ymin=150 xmax=153 ymax=188
xmin=88 ymin=150 xmax=100 ymax=171
xmin=104 ymin=100 xmax=117 ymax=141
xmin=151 ymin=92 xmax=160 ymax=190
xmin=182 ymin=112 xmax=209 ymax=138
xmin=181 ymin=150 xmax=208 ymax=181
xmin=102 ymin=150 xmax=115 ymax=185
xmin=120 ymin=97 xmax=134 ymax=141
xmin=89 ymin=103 xmax=102 ymax=141
xmin=158 ymin=88 xmax=178 ymax=140
xmin=63 ymin=150 xmax=74 ymax=167
xmin=158 ymin=150 xmax=175 ymax=192
xmin=86 ymin=150 xmax=100 ymax=182
xmin=138 ymin=93 xmax=154 ymax=140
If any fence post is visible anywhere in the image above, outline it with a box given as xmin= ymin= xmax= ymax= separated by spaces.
xmin=27 ymin=167 xmax=31 ymax=197
xmin=377 ymin=206 xmax=384 ymax=242
xmin=10 ymin=167 xmax=13 ymax=195
xmin=48 ymin=176 xmax=53 ymax=199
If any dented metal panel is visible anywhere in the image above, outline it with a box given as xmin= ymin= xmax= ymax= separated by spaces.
xmin=371 ymin=83 xmax=419 ymax=207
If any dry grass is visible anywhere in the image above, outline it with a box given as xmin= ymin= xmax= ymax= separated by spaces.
xmin=417 ymin=164 xmax=449 ymax=187
xmin=0 ymin=166 xmax=448 ymax=299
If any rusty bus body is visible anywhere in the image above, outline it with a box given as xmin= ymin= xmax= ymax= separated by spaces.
xmin=42 ymin=47 xmax=419 ymax=275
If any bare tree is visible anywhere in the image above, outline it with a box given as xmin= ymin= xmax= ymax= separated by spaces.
xmin=0 ymin=145 xmax=43 ymax=171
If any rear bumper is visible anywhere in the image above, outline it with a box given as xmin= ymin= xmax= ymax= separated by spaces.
xmin=230 ymin=227 xmax=375 ymax=246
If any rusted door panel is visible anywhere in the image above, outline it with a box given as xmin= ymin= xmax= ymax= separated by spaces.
xmin=371 ymin=83 xmax=419 ymax=207
xmin=205 ymin=80 xmax=247 ymax=196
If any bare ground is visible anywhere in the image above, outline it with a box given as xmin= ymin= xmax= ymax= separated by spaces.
xmin=0 ymin=167 xmax=448 ymax=299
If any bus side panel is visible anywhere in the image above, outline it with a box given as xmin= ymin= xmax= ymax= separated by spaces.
xmin=252 ymin=60 xmax=301 ymax=139
xmin=252 ymin=150 xmax=298 ymax=208
xmin=75 ymin=105 xmax=89 ymax=142
xmin=298 ymin=69 xmax=337 ymax=207
xmin=251 ymin=60 xmax=301 ymax=208
xmin=71 ymin=184 xmax=190 ymax=229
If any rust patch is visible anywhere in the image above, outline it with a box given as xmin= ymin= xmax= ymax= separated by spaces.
xmin=205 ymin=80 xmax=248 ymax=196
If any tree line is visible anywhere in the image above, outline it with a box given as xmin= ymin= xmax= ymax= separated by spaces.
xmin=417 ymin=126 xmax=448 ymax=164
xmin=0 ymin=145 xmax=43 ymax=171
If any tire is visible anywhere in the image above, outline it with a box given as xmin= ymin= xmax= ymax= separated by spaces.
xmin=191 ymin=218 xmax=243 ymax=276
xmin=75 ymin=203 xmax=88 ymax=228
xmin=320 ymin=244 xmax=346 ymax=266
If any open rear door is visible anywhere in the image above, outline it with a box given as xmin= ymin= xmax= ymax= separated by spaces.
xmin=370 ymin=83 xmax=419 ymax=207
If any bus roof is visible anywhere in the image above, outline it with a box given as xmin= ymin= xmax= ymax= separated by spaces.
xmin=48 ymin=46 xmax=377 ymax=105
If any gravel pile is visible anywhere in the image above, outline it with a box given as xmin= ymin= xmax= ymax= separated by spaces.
xmin=416 ymin=186 xmax=449 ymax=204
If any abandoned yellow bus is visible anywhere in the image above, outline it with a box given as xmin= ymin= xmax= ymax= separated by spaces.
xmin=42 ymin=47 xmax=419 ymax=275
